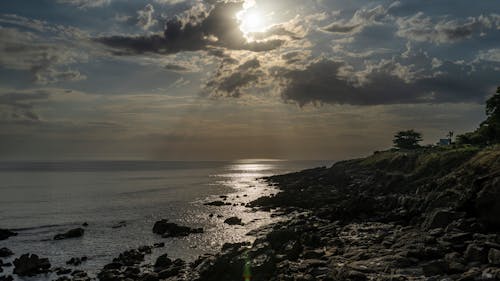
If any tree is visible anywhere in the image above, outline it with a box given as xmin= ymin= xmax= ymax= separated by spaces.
xmin=457 ymin=86 xmax=500 ymax=145
xmin=393 ymin=130 xmax=423 ymax=149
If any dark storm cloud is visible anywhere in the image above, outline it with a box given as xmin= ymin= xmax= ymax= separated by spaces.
xmin=96 ymin=1 xmax=286 ymax=55
xmin=205 ymin=57 xmax=264 ymax=98
xmin=277 ymin=58 xmax=498 ymax=106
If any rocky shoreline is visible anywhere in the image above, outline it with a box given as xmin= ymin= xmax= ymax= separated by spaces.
xmin=1 ymin=145 xmax=500 ymax=280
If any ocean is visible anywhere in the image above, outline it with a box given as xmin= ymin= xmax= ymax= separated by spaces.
xmin=0 ymin=159 xmax=330 ymax=280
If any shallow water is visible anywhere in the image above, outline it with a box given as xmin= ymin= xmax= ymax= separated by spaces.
xmin=0 ymin=159 xmax=330 ymax=280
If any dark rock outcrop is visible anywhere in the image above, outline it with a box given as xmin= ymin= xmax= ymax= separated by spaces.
xmin=152 ymin=219 xmax=203 ymax=238
xmin=54 ymin=228 xmax=84 ymax=240
xmin=0 ymin=248 xmax=13 ymax=258
xmin=13 ymin=254 xmax=51 ymax=276
xmin=204 ymin=201 xmax=231 ymax=206
xmin=223 ymin=217 xmax=244 ymax=226
xmin=0 ymin=229 xmax=17 ymax=241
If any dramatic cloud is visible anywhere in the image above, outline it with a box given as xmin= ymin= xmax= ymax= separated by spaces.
xmin=205 ymin=57 xmax=264 ymax=97
xmin=136 ymin=4 xmax=157 ymax=31
xmin=323 ymin=5 xmax=388 ymax=34
xmin=57 ymin=0 xmax=111 ymax=9
xmin=277 ymin=57 xmax=497 ymax=106
xmin=96 ymin=1 xmax=287 ymax=55
xmin=396 ymin=13 xmax=500 ymax=44
xmin=0 ymin=27 xmax=87 ymax=84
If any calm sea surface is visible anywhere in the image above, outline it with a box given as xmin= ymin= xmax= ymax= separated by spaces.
xmin=0 ymin=159 xmax=331 ymax=280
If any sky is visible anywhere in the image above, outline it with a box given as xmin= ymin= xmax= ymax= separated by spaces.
xmin=0 ymin=0 xmax=499 ymax=160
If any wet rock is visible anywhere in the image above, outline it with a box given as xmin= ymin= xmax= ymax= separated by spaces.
xmin=0 ymin=276 xmax=13 ymax=281
xmin=112 ymin=249 xmax=145 ymax=266
xmin=71 ymin=269 xmax=87 ymax=277
xmin=223 ymin=217 xmax=244 ymax=226
xmin=54 ymin=228 xmax=84 ymax=240
xmin=0 ymin=229 xmax=17 ymax=241
xmin=488 ymin=248 xmax=500 ymax=265
xmin=153 ymin=242 xmax=165 ymax=248
xmin=103 ymin=262 xmax=123 ymax=270
xmin=137 ymin=246 xmax=152 ymax=254
xmin=66 ymin=256 xmax=87 ymax=266
xmin=204 ymin=201 xmax=231 ymax=206
xmin=152 ymin=219 xmax=203 ymax=237
xmin=13 ymin=253 xmax=51 ymax=276
xmin=0 ymin=248 xmax=13 ymax=258
xmin=55 ymin=267 xmax=72 ymax=275
xmin=154 ymin=254 xmax=172 ymax=271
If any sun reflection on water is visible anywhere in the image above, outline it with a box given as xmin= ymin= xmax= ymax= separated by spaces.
xmin=198 ymin=159 xmax=284 ymax=252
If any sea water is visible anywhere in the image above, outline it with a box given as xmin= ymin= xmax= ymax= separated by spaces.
xmin=0 ymin=159 xmax=330 ymax=280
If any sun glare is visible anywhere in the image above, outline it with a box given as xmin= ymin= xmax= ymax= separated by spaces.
xmin=237 ymin=1 xmax=271 ymax=39
xmin=238 ymin=10 xmax=267 ymax=34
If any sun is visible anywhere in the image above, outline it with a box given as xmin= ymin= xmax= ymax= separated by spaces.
xmin=238 ymin=9 xmax=267 ymax=34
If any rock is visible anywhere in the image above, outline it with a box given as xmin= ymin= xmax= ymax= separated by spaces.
xmin=138 ymin=246 xmax=152 ymax=254
xmin=475 ymin=176 xmax=500 ymax=230
xmin=140 ymin=272 xmax=159 ymax=281
xmin=422 ymin=259 xmax=448 ymax=277
xmin=204 ymin=201 xmax=231 ymax=206
xmin=158 ymin=266 xmax=182 ymax=279
xmin=154 ymin=254 xmax=172 ymax=271
xmin=113 ymin=249 xmax=144 ymax=266
xmin=422 ymin=209 xmax=464 ymax=230
xmin=0 ymin=276 xmax=13 ymax=281
xmin=55 ymin=267 xmax=72 ymax=275
xmin=66 ymin=256 xmax=87 ymax=266
xmin=153 ymin=242 xmax=165 ymax=248
xmin=488 ymin=248 xmax=500 ymax=265
xmin=224 ymin=217 xmax=244 ymax=226
xmin=103 ymin=262 xmax=123 ymax=270
xmin=0 ymin=248 xmax=13 ymax=258
xmin=54 ymin=228 xmax=84 ymax=240
xmin=283 ymin=241 xmax=302 ymax=260
xmin=152 ymin=219 xmax=203 ymax=237
xmin=13 ymin=253 xmax=51 ymax=276
xmin=464 ymin=243 xmax=488 ymax=263
xmin=0 ymin=229 xmax=17 ymax=241
xmin=82 ymin=222 xmax=88 ymax=227
xmin=71 ymin=269 xmax=87 ymax=277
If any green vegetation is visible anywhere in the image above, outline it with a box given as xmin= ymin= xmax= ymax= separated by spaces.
xmin=458 ymin=86 xmax=500 ymax=146
xmin=393 ymin=129 xmax=423 ymax=150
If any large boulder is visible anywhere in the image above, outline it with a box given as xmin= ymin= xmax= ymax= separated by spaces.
xmin=154 ymin=254 xmax=172 ymax=271
xmin=422 ymin=209 xmax=464 ymax=230
xmin=0 ymin=229 xmax=17 ymax=241
xmin=53 ymin=228 xmax=84 ymax=240
xmin=152 ymin=220 xmax=203 ymax=238
xmin=13 ymin=254 xmax=51 ymax=276
xmin=475 ymin=176 xmax=500 ymax=230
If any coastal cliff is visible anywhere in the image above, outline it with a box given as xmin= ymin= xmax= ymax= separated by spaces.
xmin=187 ymin=145 xmax=500 ymax=280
